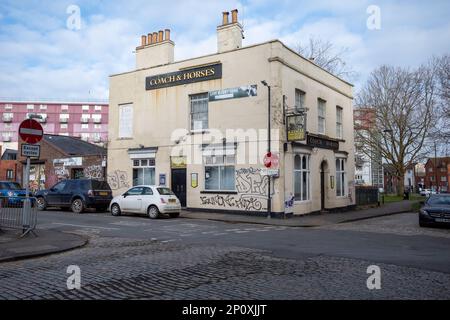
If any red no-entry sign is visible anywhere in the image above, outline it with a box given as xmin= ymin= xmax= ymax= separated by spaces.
xmin=19 ymin=119 xmax=43 ymax=144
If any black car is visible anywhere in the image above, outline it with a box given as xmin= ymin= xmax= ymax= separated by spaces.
xmin=419 ymin=194 xmax=450 ymax=228
xmin=35 ymin=179 xmax=113 ymax=213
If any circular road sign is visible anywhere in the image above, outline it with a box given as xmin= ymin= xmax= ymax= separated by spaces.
xmin=263 ymin=152 xmax=279 ymax=168
xmin=19 ymin=119 xmax=43 ymax=144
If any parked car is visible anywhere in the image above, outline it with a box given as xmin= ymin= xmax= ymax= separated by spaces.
xmin=0 ymin=181 xmax=33 ymax=207
xmin=109 ymin=185 xmax=181 ymax=219
xmin=420 ymin=189 xmax=437 ymax=197
xmin=35 ymin=179 xmax=113 ymax=213
xmin=419 ymin=194 xmax=450 ymax=228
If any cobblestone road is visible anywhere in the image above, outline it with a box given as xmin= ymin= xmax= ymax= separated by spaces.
xmin=1 ymin=233 xmax=449 ymax=300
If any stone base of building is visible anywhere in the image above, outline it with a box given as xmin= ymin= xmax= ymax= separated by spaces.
xmin=185 ymin=207 xmax=291 ymax=219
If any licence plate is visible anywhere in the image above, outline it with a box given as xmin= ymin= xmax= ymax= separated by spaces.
xmin=99 ymin=192 xmax=108 ymax=196
xmin=435 ymin=218 xmax=450 ymax=223
xmin=169 ymin=199 xmax=176 ymax=203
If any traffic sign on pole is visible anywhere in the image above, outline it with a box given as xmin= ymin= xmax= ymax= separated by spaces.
xmin=19 ymin=119 xmax=43 ymax=144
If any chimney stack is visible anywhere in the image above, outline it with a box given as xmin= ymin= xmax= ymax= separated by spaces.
xmin=136 ymin=28 xmax=175 ymax=69
xmin=222 ymin=11 xmax=229 ymax=25
xmin=231 ymin=9 xmax=238 ymax=24
xmin=217 ymin=9 xmax=243 ymax=53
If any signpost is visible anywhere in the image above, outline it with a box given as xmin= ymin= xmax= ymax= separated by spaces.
xmin=18 ymin=119 xmax=43 ymax=234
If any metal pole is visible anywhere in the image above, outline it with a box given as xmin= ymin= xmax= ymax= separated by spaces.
xmin=435 ymin=142 xmax=438 ymax=193
xmin=267 ymin=86 xmax=271 ymax=219
xmin=22 ymin=156 xmax=31 ymax=233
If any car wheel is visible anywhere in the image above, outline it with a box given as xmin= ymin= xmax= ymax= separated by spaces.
xmin=36 ymin=197 xmax=47 ymax=211
xmin=169 ymin=212 xmax=180 ymax=218
xmin=111 ymin=203 xmax=121 ymax=216
xmin=419 ymin=220 xmax=430 ymax=228
xmin=148 ymin=205 xmax=160 ymax=219
xmin=71 ymin=199 xmax=84 ymax=214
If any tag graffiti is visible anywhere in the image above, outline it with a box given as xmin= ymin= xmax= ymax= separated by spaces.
xmin=200 ymin=194 xmax=266 ymax=211
xmin=107 ymin=170 xmax=129 ymax=190
xmin=84 ymin=165 xmax=103 ymax=179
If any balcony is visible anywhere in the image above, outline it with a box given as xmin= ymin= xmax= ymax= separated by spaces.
xmin=2 ymin=115 xmax=13 ymax=122
xmin=93 ymin=118 xmax=102 ymax=124
xmin=93 ymin=136 xmax=102 ymax=143
xmin=60 ymin=117 xmax=69 ymax=123
xmin=80 ymin=117 xmax=89 ymax=124
xmin=2 ymin=135 xmax=12 ymax=142
xmin=38 ymin=117 xmax=47 ymax=123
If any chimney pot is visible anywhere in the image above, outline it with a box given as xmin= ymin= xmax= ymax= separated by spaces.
xmin=141 ymin=35 xmax=147 ymax=46
xmin=165 ymin=29 xmax=171 ymax=41
xmin=231 ymin=9 xmax=238 ymax=23
xmin=147 ymin=33 xmax=152 ymax=45
xmin=222 ymin=11 xmax=229 ymax=25
xmin=158 ymin=30 xmax=164 ymax=42
xmin=152 ymin=32 xmax=158 ymax=43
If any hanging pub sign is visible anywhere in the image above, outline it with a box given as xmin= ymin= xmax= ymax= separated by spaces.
xmin=209 ymin=85 xmax=257 ymax=102
xmin=286 ymin=114 xmax=306 ymax=141
xmin=306 ymin=134 xmax=339 ymax=150
xmin=146 ymin=63 xmax=222 ymax=90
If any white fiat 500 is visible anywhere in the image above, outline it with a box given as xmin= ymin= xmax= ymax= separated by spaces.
xmin=109 ymin=185 xmax=181 ymax=219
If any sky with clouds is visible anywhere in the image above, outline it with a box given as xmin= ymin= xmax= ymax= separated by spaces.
xmin=0 ymin=0 xmax=449 ymax=101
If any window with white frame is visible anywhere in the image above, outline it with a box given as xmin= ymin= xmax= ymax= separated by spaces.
xmin=82 ymin=105 xmax=90 ymax=112
xmin=81 ymin=133 xmax=90 ymax=141
xmin=61 ymin=104 xmax=69 ymax=111
xmin=94 ymin=124 xmax=102 ymax=129
xmin=119 ymin=103 xmax=133 ymax=138
xmin=6 ymin=169 xmax=14 ymax=180
xmin=81 ymin=123 xmax=89 ymax=130
xmin=27 ymin=104 xmax=34 ymax=110
xmin=40 ymin=104 xmax=47 ymax=110
xmin=60 ymin=123 xmax=68 ymax=130
xmin=441 ymin=176 xmax=447 ymax=182
xmin=336 ymin=106 xmax=343 ymax=139
xmin=132 ymin=159 xmax=155 ymax=186
xmin=204 ymin=153 xmax=235 ymax=191
xmin=294 ymin=154 xmax=310 ymax=201
xmin=318 ymin=99 xmax=326 ymax=134
xmin=190 ymin=93 xmax=208 ymax=130
xmin=336 ymin=158 xmax=347 ymax=197
xmin=295 ymin=89 xmax=305 ymax=112
xmin=94 ymin=105 xmax=102 ymax=111
xmin=4 ymin=104 xmax=13 ymax=110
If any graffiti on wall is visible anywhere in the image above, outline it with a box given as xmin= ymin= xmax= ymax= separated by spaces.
xmin=54 ymin=165 xmax=69 ymax=182
xmin=108 ymin=170 xmax=129 ymax=190
xmin=84 ymin=165 xmax=103 ymax=179
xmin=199 ymin=194 xmax=267 ymax=211
xmin=200 ymin=167 xmax=269 ymax=211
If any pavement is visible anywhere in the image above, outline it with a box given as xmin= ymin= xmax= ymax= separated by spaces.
xmin=183 ymin=200 xmax=417 ymax=227
xmin=0 ymin=228 xmax=88 ymax=263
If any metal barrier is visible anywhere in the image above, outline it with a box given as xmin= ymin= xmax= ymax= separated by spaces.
xmin=355 ymin=186 xmax=380 ymax=206
xmin=0 ymin=196 xmax=38 ymax=236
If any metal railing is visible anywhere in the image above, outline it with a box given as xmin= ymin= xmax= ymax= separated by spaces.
xmin=0 ymin=196 xmax=38 ymax=236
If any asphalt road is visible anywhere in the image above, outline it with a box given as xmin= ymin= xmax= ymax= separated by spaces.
xmin=1 ymin=209 xmax=450 ymax=299
xmin=35 ymin=210 xmax=450 ymax=273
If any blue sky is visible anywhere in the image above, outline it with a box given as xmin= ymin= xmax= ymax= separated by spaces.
xmin=0 ymin=0 xmax=449 ymax=100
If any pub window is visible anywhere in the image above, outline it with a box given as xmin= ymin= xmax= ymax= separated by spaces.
xmin=204 ymin=154 xmax=235 ymax=191
xmin=190 ymin=93 xmax=208 ymax=130
xmin=295 ymin=89 xmax=306 ymax=112
xmin=132 ymin=158 xmax=155 ymax=186
xmin=336 ymin=106 xmax=343 ymax=139
xmin=294 ymin=154 xmax=310 ymax=201
xmin=6 ymin=169 xmax=14 ymax=180
xmin=336 ymin=158 xmax=347 ymax=197
xmin=119 ymin=103 xmax=133 ymax=138
xmin=318 ymin=99 xmax=326 ymax=134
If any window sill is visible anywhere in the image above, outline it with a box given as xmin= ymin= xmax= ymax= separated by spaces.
xmin=294 ymin=200 xmax=312 ymax=204
xmin=116 ymin=137 xmax=134 ymax=140
xmin=189 ymin=129 xmax=209 ymax=135
xmin=200 ymin=190 xmax=238 ymax=195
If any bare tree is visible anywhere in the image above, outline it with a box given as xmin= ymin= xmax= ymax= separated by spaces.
xmin=430 ymin=55 xmax=450 ymax=145
xmin=297 ymin=37 xmax=356 ymax=81
xmin=355 ymin=65 xmax=437 ymax=196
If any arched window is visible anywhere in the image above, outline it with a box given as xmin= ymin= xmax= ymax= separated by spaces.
xmin=294 ymin=154 xmax=310 ymax=201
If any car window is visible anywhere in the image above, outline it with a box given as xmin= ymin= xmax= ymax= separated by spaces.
xmin=142 ymin=187 xmax=153 ymax=195
xmin=157 ymin=187 xmax=175 ymax=195
xmin=0 ymin=182 xmax=22 ymax=190
xmin=126 ymin=187 xmax=144 ymax=196
xmin=427 ymin=196 xmax=450 ymax=206
xmin=91 ymin=180 xmax=112 ymax=190
xmin=52 ymin=181 xmax=67 ymax=192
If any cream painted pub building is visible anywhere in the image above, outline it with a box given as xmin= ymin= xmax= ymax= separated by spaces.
xmin=108 ymin=10 xmax=355 ymax=216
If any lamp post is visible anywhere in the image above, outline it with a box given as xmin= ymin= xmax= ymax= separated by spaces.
xmin=261 ymin=80 xmax=271 ymax=219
